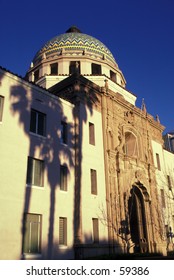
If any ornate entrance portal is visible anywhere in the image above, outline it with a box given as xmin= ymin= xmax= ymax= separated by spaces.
xmin=128 ymin=186 xmax=148 ymax=253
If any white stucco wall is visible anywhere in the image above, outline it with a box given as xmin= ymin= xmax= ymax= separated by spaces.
xmin=79 ymin=103 xmax=108 ymax=244
xmin=0 ymin=69 xmax=75 ymax=259
xmin=152 ymin=139 xmax=174 ymax=230
xmin=163 ymin=149 xmax=174 ymax=229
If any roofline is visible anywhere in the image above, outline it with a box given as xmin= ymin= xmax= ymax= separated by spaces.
xmin=0 ymin=65 xmax=51 ymax=94
xmin=48 ymin=72 xmax=101 ymax=94
xmin=0 ymin=65 xmax=74 ymax=108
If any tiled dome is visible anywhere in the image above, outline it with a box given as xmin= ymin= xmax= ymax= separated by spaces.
xmin=33 ymin=26 xmax=117 ymax=67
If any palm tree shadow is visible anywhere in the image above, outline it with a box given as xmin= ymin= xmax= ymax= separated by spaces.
xmin=10 ymin=82 xmax=74 ymax=259
xmin=49 ymin=73 xmax=99 ymax=259
xmin=9 ymin=71 xmax=100 ymax=259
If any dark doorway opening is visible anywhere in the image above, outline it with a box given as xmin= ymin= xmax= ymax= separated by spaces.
xmin=128 ymin=186 xmax=148 ymax=253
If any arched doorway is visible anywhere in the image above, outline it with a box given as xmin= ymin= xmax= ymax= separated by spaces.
xmin=128 ymin=186 xmax=148 ymax=253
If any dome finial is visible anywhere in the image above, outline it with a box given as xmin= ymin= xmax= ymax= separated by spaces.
xmin=66 ymin=26 xmax=81 ymax=33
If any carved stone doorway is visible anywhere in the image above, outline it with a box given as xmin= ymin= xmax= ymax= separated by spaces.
xmin=128 ymin=186 xmax=148 ymax=253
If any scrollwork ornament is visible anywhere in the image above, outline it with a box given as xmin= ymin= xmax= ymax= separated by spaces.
xmin=124 ymin=110 xmax=134 ymax=124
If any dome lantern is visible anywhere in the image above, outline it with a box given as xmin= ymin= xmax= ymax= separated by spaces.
xmin=65 ymin=26 xmax=82 ymax=33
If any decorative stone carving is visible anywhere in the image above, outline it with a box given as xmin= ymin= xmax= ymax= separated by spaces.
xmin=124 ymin=110 xmax=134 ymax=124
xmin=135 ymin=169 xmax=144 ymax=182
xmin=156 ymin=115 xmax=160 ymax=123
xmin=109 ymin=160 xmax=116 ymax=174
xmin=116 ymin=124 xmax=125 ymax=153
xmin=104 ymin=79 xmax=109 ymax=90
xmin=135 ymin=169 xmax=148 ymax=187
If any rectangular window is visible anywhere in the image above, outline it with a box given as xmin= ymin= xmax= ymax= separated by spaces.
xmin=91 ymin=169 xmax=97 ymax=195
xmin=167 ymin=175 xmax=172 ymax=190
xmin=34 ymin=69 xmax=39 ymax=81
xmin=0 ymin=95 xmax=4 ymax=122
xmin=50 ymin=63 xmax=58 ymax=75
xmin=59 ymin=217 xmax=67 ymax=245
xmin=89 ymin=122 xmax=95 ymax=145
xmin=170 ymin=137 xmax=174 ymax=152
xmin=60 ymin=121 xmax=68 ymax=144
xmin=156 ymin=153 xmax=161 ymax=170
xmin=110 ymin=70 xmax=116 ymax=82
xmin=69 ymin=61 xmax=80 ymax=74
xmin=60 ymin=165 xmax=68 ymax=191
xmin=30 ymin=109 xmax=46 ymax=136
xmin=26 ymin=157 xmax=44 ymax=187
xmin=23 ymin=213 xmax=41 ymax=254
xmin=160 ymin=189 xmax=166 ymax=208
xmin=92 ymin=218 xmax=99 ymax=243
xmin=91 ymin=63 xmax=101 ymax=75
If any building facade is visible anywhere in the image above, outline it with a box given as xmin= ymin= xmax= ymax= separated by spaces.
xmin=163 ymin=131 xmax=174 ymax=153
xmin=0 ymin=26 xmax=174 ymax=259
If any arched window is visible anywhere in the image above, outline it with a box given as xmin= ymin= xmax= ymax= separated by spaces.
xmin=124 ymin=132 xmax=138 ymax=157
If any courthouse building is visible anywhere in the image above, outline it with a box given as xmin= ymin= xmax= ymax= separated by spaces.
xmin=0 ymin=26 xmax=174 ymax=259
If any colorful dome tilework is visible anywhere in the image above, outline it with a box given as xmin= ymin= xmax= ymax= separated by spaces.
xmin=33 ymin=32 xmax=117 ymax=66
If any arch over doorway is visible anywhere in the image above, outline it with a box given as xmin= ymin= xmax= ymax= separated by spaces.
xmin=128 ymin=186 xmax=149 ymax=253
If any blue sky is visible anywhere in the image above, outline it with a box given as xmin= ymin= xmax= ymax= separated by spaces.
xmin=1 ymin=0 xmax=174 ymax=133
